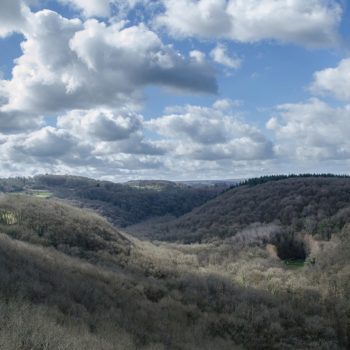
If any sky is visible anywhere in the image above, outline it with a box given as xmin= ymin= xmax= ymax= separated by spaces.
xmin=0 ymin=0 xmax=350 ymax=181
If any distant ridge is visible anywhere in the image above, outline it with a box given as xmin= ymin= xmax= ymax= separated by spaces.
xmin=0 ymin=174 xmax=227 ymax=227
xmin=236 ymin=173 xmax=350 ymax=187
xmin=132 ymin=175 xmax=350 ymax=242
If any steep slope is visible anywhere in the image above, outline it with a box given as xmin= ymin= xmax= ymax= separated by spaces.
xmin=137 ymin=176 xmax=350 ymax=242
xmin=1 ymin=194 xmax=349 ymax=349
xmin=0 ymin=194 xmax=132 ymax=263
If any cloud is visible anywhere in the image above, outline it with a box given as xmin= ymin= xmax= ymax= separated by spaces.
xmin=57 ymin=108 xmax=165 ymax=157
xmin=58 ymin=0 xmax=111 ymax=17
xmin=0 ymin=127 xmax=80 ymax=169
xmin=2 ymin=10 xmax=84 ymax=114
xmin=210 ymin=43 xmax=241 ymax=69
xmin=18 ymin=127 xmax=75 ymax=158
xmin=1 ymin=0 xmax=346 ymax=180
xmin=213 ymin=98 xmax=241 ymax=110
xmin=267 ymin=98 xmax=350 ymax=161
xmin=4 ymin=97 xmax=348 ymax=180
xmin=147 ymin=103 xmax=274 ymax=161
xmin=0 ymin=0 xmax=30 ymax=37
xmin=58 ymin=0 xmax=147 ymax=18
xmin=156 ymin=0 xmax=342 ymax=47
xmin=189 ymin=50 xmax=206 ymax=64
xmin=0 ymin=110 xmax=43 ymax=134
xmin=0 ymin=110 xmax=165 ymax=179
xmin=103 ymin=154 xmax=164 ymax=171
xmin=94 ymin=135 xmax=165 ymax=156
xmin=310 ymin=58 xmax=350 ymax=101
xmin=57 ymin=109 xmax=142 ymax=141
xmin=0 ymin=9 xmax=217 ymax=128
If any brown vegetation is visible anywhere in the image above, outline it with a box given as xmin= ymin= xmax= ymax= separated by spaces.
xmin=0 ymin=176 xmax=349 ymax=349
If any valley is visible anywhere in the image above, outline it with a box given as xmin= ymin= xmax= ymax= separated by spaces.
xmin=0 ymin=175 xmax=349 ymax=349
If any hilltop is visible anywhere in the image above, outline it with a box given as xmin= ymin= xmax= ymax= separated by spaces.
xmin=0 ymin=194 xmax=132 ymax=263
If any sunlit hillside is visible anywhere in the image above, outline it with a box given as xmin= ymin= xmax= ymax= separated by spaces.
xmin=0 ymin=180 xmax=349 ymax=349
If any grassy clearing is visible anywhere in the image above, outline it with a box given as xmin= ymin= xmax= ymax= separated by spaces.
xmin=8 ymin=190 xmax=53 ymax=199
xmin=31 ymin=191 xmax=53 ymax=198
xmin=283 ymin=259 xmax=305 ymax=269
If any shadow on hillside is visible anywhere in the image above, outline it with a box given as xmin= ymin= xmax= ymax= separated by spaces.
xmin=0 ymin=233 xmax=347 ymax=350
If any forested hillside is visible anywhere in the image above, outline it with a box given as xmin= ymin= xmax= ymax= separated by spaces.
xmin=0 ymin=193 xmax=349 ymax=349
xmin=0 ymin=175 xmax=226 ymax=227
xmin=134 ymin=176 xmax=350 ymax=242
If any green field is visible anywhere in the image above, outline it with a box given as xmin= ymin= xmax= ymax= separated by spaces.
xmin=32 ymin=191 xmax=53 ymax=198
xmin=8 ymin=190 xmax=53 ymax=199
xmin=284 ymin=259 xmax=305 ymax=269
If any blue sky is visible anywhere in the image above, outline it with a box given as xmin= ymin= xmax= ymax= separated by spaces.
xmin=0 ymin=0 xmax=350 ymax=181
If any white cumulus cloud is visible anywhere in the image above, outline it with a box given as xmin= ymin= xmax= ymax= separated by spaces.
xmin=267 ymin=98 xmax=350 ymax=161
xmin=57 ymin=0 xmax=148 ymax=18
xmin=311 ymin=58 xmax=350 ymax=101
xmin=210 ymin=44 xmax=242 ymax=70
xmin=147 ymin=104 xmax=274 ymax=161
xmin=0 ymin=8 xmax=217 ymax=134
xmin=0 ymin=0 xmax=30 ymax=37
xmin=156 ymin=0 xmax=342 ymax=47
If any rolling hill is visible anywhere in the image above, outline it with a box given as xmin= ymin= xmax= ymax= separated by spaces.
xmin=0 ymin=193 xmax=349 ymax=349
xmin=0 ymin=175 xmax=226 ymax=227
xmin=132 ymin=176 xmax=350 ymax=242
xmin=1 ymin=175 xmax=350 ymax=349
